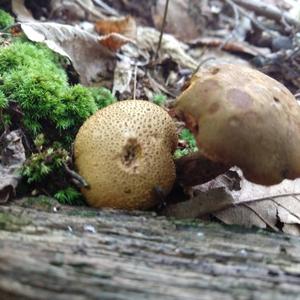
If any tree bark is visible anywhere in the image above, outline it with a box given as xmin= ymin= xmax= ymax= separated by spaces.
xmin=0 ymin=198 xmax=300 ymax=300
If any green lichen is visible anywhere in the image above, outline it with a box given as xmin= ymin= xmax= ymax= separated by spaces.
xmin=0 ymin=9 xmax=14 ymax=30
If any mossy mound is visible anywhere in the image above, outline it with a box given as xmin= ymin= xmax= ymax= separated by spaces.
xmin=0 ymin=40 xmax=115 ymax=146
xmin=0 ymin=9 xmax=14 ymax=30
xmin=0 ymin=17 xmax=116 ymax=204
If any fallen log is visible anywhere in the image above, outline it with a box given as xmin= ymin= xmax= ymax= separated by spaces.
xmin=0 ymin=198 xmax=300 ymax=300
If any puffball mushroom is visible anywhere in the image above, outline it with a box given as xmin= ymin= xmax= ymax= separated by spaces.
xmin=175 ymin=64 xmax=300 ymax=185
xmin=74 ymin=100 xmax=177 ymax=210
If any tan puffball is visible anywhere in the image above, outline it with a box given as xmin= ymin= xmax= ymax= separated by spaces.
xmin=175 ymin=64 xmax=300 ymax=185
xmin=74 ymin=100 xmax=177 ymax=210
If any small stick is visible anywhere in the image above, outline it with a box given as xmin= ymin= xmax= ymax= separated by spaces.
xmin=154 ymin=0 xmax=170 ymax=59
xmin=133 ymin=64 xmax=138 ymax=100
xmin=64 ymin=164 xmax=88 ymax=188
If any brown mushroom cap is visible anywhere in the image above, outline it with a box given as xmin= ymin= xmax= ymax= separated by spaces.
xmin=175 ymin=64 xmax=300 ymax=185
xmin=74 ymin=100 xmax=177 ymax=210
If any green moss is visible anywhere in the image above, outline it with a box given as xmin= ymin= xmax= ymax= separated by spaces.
xmin=152 ymin=93 xmax=167 ymax=106
xmin=0 ymin=41 xmax=64 ymax=76
xmin=90 ymin=86 xmax=116 ymax=109
xmin=0 ymin=9 xmax=14 ymax=30
xmin=22 ymin=144 xmax=69 ymax=184
xmin=0 ymin=90 xmax=8 ymax=108
xmin=0 ymin=40 xmax=114 ymax=146
xmin=0 ymin=38 xmax=115 ymax=204
xmin=174 ymin=128 xmax=198 ymax=158
xmin=54 ymin=187 xmax=84 ymax=205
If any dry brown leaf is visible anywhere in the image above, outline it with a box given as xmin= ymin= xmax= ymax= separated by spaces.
xmin=165 ymin=168 xmax=300 ymax=235
xmin=98 ymin=33 xmax=134 ymax=52
xmin=0 ymin=130 xmax=26 ymax=204
xmin=95 ymin=16 xmax=137 ymax=39
xmin=19 ymin=22 xmax=122 ymax=85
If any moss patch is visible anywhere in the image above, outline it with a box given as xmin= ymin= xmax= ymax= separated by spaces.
xmin=0 ymin=9 xmax=14 ymax=30
xmin=0 ymin=18 xmax=116 ymax=205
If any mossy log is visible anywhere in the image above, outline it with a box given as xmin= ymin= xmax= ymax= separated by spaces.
xmin=0 ymin=198 xmax=300 ymax=300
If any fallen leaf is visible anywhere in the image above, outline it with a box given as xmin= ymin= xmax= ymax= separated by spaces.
xmin=111 ymin=25 xmax=198 ymax=97
xmin=95 ymin=16 xmax=137 ymax=39
xmin=137 ymin=27 xmax=198 ymax=70
xmin=165 ymin=168 xmax=300 ymax=235
xmin=214 ymin=205 xmax=269 ymax=229
xmin=112 ymin=56 xmax=133 ymax=95
xmin=98 ymin=32 xmax=134 ymax=52
xmin=18 ymin=22 xmax=131 ymax=85
xmin=0 ymin=130 xmax=26 ymax=204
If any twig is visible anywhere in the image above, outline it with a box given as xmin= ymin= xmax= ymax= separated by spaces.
xmin=232 ymin=0 xmax=300 ymax=27
xmin=154 ymin=0 xmax=170 ymax=59
xmin=133 ymin=64 xmax=138 ymax=100
xmin=193 ymin=57 xmax=216 ymax=76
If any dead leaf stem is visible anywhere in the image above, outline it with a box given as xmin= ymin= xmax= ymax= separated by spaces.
xmin=155 ymin=0 xmax=170 ymax=59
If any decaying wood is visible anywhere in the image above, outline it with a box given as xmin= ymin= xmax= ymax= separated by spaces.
xmin=1 ymin=199 xmax=300 ymax=300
